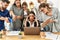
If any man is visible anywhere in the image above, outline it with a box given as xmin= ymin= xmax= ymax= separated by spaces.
xmin=0 ymin=0 xmax=10 ymax=31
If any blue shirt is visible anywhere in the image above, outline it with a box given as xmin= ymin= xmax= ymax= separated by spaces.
xmin=0 ymin=9 xmax=10 ymax=31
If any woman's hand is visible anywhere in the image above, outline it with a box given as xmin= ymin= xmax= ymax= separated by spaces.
xmin=17 ymin=16 xmax=23 ymax=20
xmin=12 ymin=15 xmax=17 ymax=21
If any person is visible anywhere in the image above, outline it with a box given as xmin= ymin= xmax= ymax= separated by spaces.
xmin=35 ymin=0 xmax=47 ymax=21
xmin=24 ymin=11 xmax=40 ymax=27
xmin=35 ymin=0 xmax=53 ymax=31
xmin=39 ymin=3 xmax=60 ymax=32
xmin=29 ymin=2 xmax=38 ymax=15
xmin=22 ymin=2 xmax=30 ymax=19
xmin=10 ymin=0 xmax=24 ymax=31
xmin=35 ymin=0 xmax=49 ymax=31
xmin=0 ymin=0 xmax=10 ymax=31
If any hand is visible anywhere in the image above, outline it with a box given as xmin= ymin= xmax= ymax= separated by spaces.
xmin=17 ymin=16 xmax=23 ymax=20
xmin=12 ymin=15 xmax=17 ymax=21
xmin=5 ymin=17 xmax=9 ymax=23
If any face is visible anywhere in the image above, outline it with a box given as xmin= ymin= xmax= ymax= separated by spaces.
xmin=30 ymin=5 xmax=34 ymax=9
xmin=37 ymin=0 xmax=46 ymax=3
xmin=40 ymin=7 xmax=48 ymax=14
xmin=22 ymin=5 xmax=27 ymax=10
xmin=29 ymin=14 xmax=35 ymax=22
xmin=2 ymin=2 xmax=9 ymax=9
xmin=0 ymin=1 xmax=3 ymax=8
xmin=15 ymin=0 xmax=21 ymax=6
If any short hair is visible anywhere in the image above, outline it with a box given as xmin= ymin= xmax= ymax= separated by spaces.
xmin=2 ymin=0 xmax=10 ymax=4
xmin=39 ymin=3 xmax=50 ymax=9
xmin=22 ymin=2 xmax=28 ymax=7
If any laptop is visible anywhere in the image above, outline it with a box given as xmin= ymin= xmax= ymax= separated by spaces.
xmin=24 ymin=27 xmax=40 ymax=35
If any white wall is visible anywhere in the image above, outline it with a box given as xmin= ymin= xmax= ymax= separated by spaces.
xmin=47 ymin=0 xmax=60 ymax=11
xmin=58 ymin=0 xmax=60 ymax=11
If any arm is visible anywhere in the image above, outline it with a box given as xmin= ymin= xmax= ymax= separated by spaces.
xmin=0 ymin=17 xmax=6 ymax=20
xmin=10 ymin=10 xmax=17 ymax=21
xmin=0 ymin=17 xmax=9 ymax=23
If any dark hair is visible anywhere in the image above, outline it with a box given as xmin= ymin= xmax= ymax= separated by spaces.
xmin=13 ymin=0 xmax=21 ymax=7
xmin=29 ymin=11 xmax=35 ymax=16
xmin=28 ymin=11 xmax=35 ymax=19
xmin=2 ymin=0 xmax=10 ymax=4
xmin=29 ymin=2 xmax=34 ymax=5
xmin=39 ymin=3 xmax=50 ymax=9
xmin=22 ymin=2 xmax=28 ymax=7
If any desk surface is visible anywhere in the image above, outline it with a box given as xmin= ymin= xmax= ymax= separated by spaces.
xmin=0 ymin=32 xmax=60 ymax=40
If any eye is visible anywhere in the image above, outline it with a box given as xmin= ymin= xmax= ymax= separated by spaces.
xmin=40 ymin=9 xmax=44 ymax=12
xmin=23 ymin=7 xmax=26 ymax=8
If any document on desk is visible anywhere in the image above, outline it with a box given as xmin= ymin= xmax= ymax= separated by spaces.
xmin=6 ymin=31 xmax=20 ymax=36
xmin=45 ymin=32 xmax=58 ymax=40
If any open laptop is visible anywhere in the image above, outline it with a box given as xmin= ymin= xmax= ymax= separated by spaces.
xmin=24 ymin=27 xmax=40 ymax=35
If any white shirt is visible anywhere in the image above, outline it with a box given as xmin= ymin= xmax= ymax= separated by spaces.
xmin=24 ymin=11 xmax=27 ymax=16
xmin=29 ymin=21 xmax=34 ymax=27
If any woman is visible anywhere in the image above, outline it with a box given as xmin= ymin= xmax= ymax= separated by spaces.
xmin=24 ymin=11 xmax=40 ymax=27
xmin=22 ymin=2 xmax=30 ymax=19
xmin=39 ymin=3 xmax=60 ymax=32
xmin=10 ymin=0 xmax=24 ymax=31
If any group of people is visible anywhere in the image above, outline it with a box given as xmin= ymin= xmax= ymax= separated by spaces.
xmin=0 ymin=0 xmax=60 ymax=32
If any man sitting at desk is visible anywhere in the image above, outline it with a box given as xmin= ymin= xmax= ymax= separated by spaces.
xmin=24 ymin=11 xmax=40 ymax=27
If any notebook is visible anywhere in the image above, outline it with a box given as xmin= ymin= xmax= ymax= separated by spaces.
xmin=6 ymin=31 xmax=20 ymax=36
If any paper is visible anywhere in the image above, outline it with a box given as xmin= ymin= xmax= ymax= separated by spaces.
xmin=6 ymin=31 xmax=20 ymax=36
xmin=45 ymin=32 xmax=58 ymax=40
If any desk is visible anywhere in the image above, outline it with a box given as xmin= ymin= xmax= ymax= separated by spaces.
xmin=0 ymin=32 xmax=60 ymax=40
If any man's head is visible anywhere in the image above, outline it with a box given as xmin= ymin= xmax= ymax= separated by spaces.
xmin=2 ymin=0 xmax=10 ymax=9
xmin=39 ymin=3 xmax=51 ymax=14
